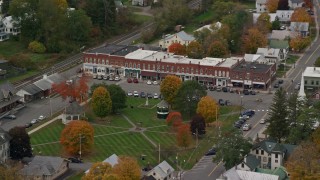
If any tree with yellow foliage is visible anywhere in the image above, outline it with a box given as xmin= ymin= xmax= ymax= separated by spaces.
xmin=160 ymin=75 xmax=182 ymax=106
xmin=113 ymin=156 xmax=141 ymax=180
xmin=196 ymin=96 xmax=219 ymax=124
xmin=291 ymin=7 xmax=312 ymax=23
xmin=266 ymin=0 xmax=279 ymax=13
xmin=290 ymin=36 xmax=311 ymax=52
xmin=82 ymin=162 xmax=117 ymax=180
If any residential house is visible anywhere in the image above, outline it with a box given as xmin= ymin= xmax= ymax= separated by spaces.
xmin=2 ymin=16 xmax=20 ymax=35
xmin=236 ymin=154 xmax=261 ymax=171
xmin=158 ymin=31 xmax=195 ymax=49
xmin=244 ymin=54 xmax=267 ymax=64
xmin=255 ymin=166 xmax=289 ymax=180
xmin=115 ymin=0 xmax=124 ymax=11
xmin=146 ymin=160 xmax=175 ymax=180
xmin=62 ymin=101 xmax=83 ymax=124
xmin=85 ymin=154 xmax=119 ymax=174
xmin=0 ymin=127 xmax=10 ymax=164
xmin=269 ymin=39 xmax=289 ymax=55
xmin=0 ymin=18 xmax=8 ymax=41
xmin=288 ymin=0 xmax=304 ymax=9
xmin=302 ymin=67 xmax=320 ymax=91
xmin=253 ymin=13 xmax=277 ymax=24
xmin=276 ymin=10 xmax=294 ymax=23
xmin=0 ymin=82 xmax=22 ymax=115
xmin=256 ymin=0 xmax=267 ymax=13
xmin=270 ymin=30 xmax=298 ymax=40
xmin=19 ymin=156 xmax=69 ymax=180
xmin=256 ymin=48 xmax=286 ymax=64
xmin=290 ymin=22 xmax=309 ymax=37
xmin=250 ymin=139 xmax=296 ymax=169
xmin=221 ymin=167 xmax=280 ymax=180
xmin=132 ymin=0 xmax=148 ymax=6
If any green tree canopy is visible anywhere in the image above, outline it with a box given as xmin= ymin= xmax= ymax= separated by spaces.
xmin=91 ymin=86 xmax=112 ymax=119
xmin=106 ymin=84 xmax=127 ymax=113
xmin=174 ymin=80 xmax=207 ymax=118
xmin=9 ymin=126 xmax=33 ymax=160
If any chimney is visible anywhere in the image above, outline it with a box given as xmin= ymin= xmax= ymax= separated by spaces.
xmin=43 ymin=74 xmax=47 ymax=79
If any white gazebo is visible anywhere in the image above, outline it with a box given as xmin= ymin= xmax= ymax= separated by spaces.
xmin=62 ymin=101 xmax=83 ymax=124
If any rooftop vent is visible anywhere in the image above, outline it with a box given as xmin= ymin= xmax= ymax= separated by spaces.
xmin=268 ymin=145 xmax=272 ymax=148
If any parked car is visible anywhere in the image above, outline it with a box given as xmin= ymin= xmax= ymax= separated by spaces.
xmin=218 ymin=99 xmax=225 ymax=106
xmin=222 ymin=87 xmax=228 ymax=92
xmin=31 ymin=119 xmax=38 ymax=124
xmin=147 ymin=93 xmax=153 ymax=99
xmin=133 ymin=91 xmax=139 ymax=97
xmin=243 ymin=89 xmax=250 ymax=95
xmin=280 ymin=25 xmax=286 ymax=30
xmin=103 ymin=75 xmax=109 ymax=80
xmin=93 ymin=74 xmax=97 ymax=79
xmin=209 ymin=86 xmax=216 ymax=91
xmin=250 ymin=91 xmax=256 ymax=95
xmin=127 ymin=91 xmax=133 ymax=96
xmin=153 ymin=81 xmax=158 ymax=85
xmin=205 ymin=148 xmax=216 ymax=156
xmin=133 ymin=78 xmax=139 ymax=83
xmin=109 ymin=76 xmax=115 ymax=81
xmin=216 ymin=87 xmax=222 ymax=92
xmin=274 ymin=83 xmax=279 ymax=88
xmin=127 ymin=78 xmax=133 ymax=83
xmin=140 ymin=92 xmax=146 ymax=98
xmin=260 ymin=119 xmax=266 ymax=124
xmin=147 ymin=80 xmax=152 ymax=85
xmin=242 ymin=124 xmax=252 ymax=131
xmin=68 ymin=157 xmax=82 ymax=163
xmin=97 ymin=75 xmax=103 ymax=80
xmin=153 ymin=93 xmax=159 ymax=99
xmin=114 ymin=76 xmax=120 ymax=81
xmin=25 ymin=123 xmax=33 ymax=128
xmin=4 ymin=114 xmax=16 ymax=119
xmin=225 ymin=100 xmax=231 ymax=106
xmin=229 ymin=88 xmax=234 ymax=93
xmin=278 ymin=79 xmax=284 ymax=84
xmin=234 ymin=121 xmax=242 ymax=128
xmin=38 ymin=115 xmax=46 ymax=121
xmin=241 ymin=109 xmax=255 ymax=117
xmin=240 ymin=115 xmax=250 ymax=120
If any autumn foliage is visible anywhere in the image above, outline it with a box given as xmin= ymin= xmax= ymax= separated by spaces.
xmin=242 ymin=28 xmax=267 ymax=54
xmin=83 ymin=156 xmax=141 ymax=180
xmin=160 ymin=75 xmax=182 ymax=106
xmin=186 ymin=41 xmax=203 ymax=59
xmin=168 ymin=43 xmax=186 ymax=55
xmin=289 ymin=36 xmax=311 ymax=52
xmin=207 ymin=40 xmax=229 ymax=58
xmin=91 ymin=86 xmax=112 ymax=119
xmin=266 ymin=0 xmax=279 ymax=13
xmin=60 ymin=120 xmax=94 ymax=156
xmin=196 ymin=96 xmax=219 ymax=124
xmin=52 ymin=76 xmax=89 ymax=102
xmin=291 ymin=7 xmax=311 ymax=23
xmin=176 ymin=124 xmax=192 ymax=148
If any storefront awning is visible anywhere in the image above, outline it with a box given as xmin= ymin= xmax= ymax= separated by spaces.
xmin=231 ymin=80 xmax=243 ymax=83
xmin=141 ymin=71 xmax=157 ymax=76
xmin=253 ymin=82 xmax=266 ymax=85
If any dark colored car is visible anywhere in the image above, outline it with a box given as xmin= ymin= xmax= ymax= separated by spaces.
xmin=202 ymin=84 xmax=208 ymax=90
xmin=140 ymin=92 xmax=146 ymax=98
xmin=133 ymin=78 xmax=139 ymax=83
xmin=243 ymin=89 xmax=250 ymax=95
xmin=234 ymin=122 xmax=242 ymax=128
xmin=4 ymin=114 xmax=16 ymax=119
xmin=209 ymin=86 xmax=216 ymax=91
xmin=222 ymin=87 xmax=228 ymax=92
xmin=205 ymin=148 xmax=216 ymax=156
xmin=68 ymin=157 xmax=82 ymax=163
xmin=278 ymin=79 xmax=284 ymax=84
xmin=274 ymin=83 xmax=279 ymax=88
xmin=241 ymin=109 xmax=255 ymax=117
xmin=219 ymin=99 xmax=225 ymax=106
xmin=147 ymin=93 xmax=153 ymax=98
xmin=250 ymin=91 xmax=256 ymax=95
xmin=127 ymin=78 xmax=132 ymax=83
xmin=25 ymin=123 xmax=32 ymax=128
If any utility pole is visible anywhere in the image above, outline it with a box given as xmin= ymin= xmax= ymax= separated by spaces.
xmin=196 ymin=128 xmax=198 ymax=148
xmin=158 ymin=143 xmax=160 ymax=163
xmin=79 ymin=134 xmax=82 ymax=159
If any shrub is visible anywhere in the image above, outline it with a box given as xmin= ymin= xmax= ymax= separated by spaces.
xmin=28 ymin=41 xmax=46 ymax=53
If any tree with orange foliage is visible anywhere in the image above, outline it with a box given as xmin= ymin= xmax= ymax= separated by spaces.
xmin=291 ymin=7 xmax=311 ymax=23
xmin=112 ymin=156 xmax=141 ymax=180
xmin=166 ymin=111 xmax=183 ymax=131
xmin=160 ymin=75 xmax=182 ymax=106
xmin=242 ymin=28 xmax=267 ymax=54
xmin=82 ymin=162 xmax=115 ymax=180
xmin=168 ymin=43 xmax=186 ymax=55
xmin=91 ymin=86 xmax=112 ymax=119
xmin=266 ymin=0 xmax=279 ymax=13
xmin=304 ymin=0 xmax=313 ymax=9
xmin=286 ymin=141 xmax=320 ymax=179
xmin=52 ymin=76 xmax=89 ymax=102
xmin=60 ymin=120 xmax=94 ymax=156
xmin=290 ymin=36 xmax=311 ymax=52
xmin=197 ymin=96 xmax=219 ymax=124
xmin=176 ymin=124 xmax=192 ymax=148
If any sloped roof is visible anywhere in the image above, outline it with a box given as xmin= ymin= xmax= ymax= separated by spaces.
xmin=257 ymin=48 xmax=280 ymax=58
xmin=244 ymin=54 xmax=263 ymax=62
xmin=23 ymin=84 xmax=42 ymax=95
xmin=157 ymin=100 xmax=169 ymax=108
xmin=256 ymin=0 xmax=267 ymax=4
xmin=290 ymin=0 xmax=303 ymax=3
xmin=149 ymin=160 xmax=174 ymax=179
xmin=47 ymin=73 xmax=64 ymax=84
xmin=19 ymin=156 xmax=66 ymax=176
xmin=34 ymin=79 xmax=52 ymax=91
xmin=252 ymin=139 xmax=297 ymax=156
xmin=290 ymin=22 xmax=309 ymax=32
xmin=0 ymin=127 xmax=10 ymax=145
xmin=270 ymin=30 xmax=298 ymax=40
xmin=165 ymin=31 xmax=195 ymax=41
xmin=269 ymin=39 xmax=289 ymax=49
xmin=103 ymin=154 xmax=119 ymax=167
xmin=245 ymin=154 xmax=260 ymax=170
xmin=65 ymin=101 xmax=83 ymax=114
xmin=223 ymin=167 xmax=279 ymax=180
xmin=256 ymin=166 xmax=289 ymax=180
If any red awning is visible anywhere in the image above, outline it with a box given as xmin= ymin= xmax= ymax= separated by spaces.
xmin=141 ymin=71 xmax=157 ymax=76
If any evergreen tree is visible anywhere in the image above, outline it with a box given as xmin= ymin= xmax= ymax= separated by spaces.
xmin=9 ymin=126 xmax=33 ymax=159
xmin=267 ymin=88 xmax=289 ymax=142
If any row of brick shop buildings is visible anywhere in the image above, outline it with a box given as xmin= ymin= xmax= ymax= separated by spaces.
xmin=82 ymin=44 xmax=276 ymax=90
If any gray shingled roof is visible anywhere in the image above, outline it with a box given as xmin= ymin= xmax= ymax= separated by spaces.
xmin=65 ymin=101 xmax=83 ymax=114
xmin=165 ymin=31 xmax=195 ymax=41
xmin=34 ymin=79 xmax=52 ymax=91
xmin=19 ymin=156 xmax=66 ymax=176
xmin=47 ymin=73 xmax=64 ymax=84
xmin=0 ymin=127 xmax=10 ymax=145
xmin=290 ymin=22 xmax=309 ymax=32
xmin=23 ymin=84 xmax=42 ymax=95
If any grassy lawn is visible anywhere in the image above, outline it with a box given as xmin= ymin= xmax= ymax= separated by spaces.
xmin=184 ymin=11 xmax=216 ymax=33
xmin=0 ymin=70 xmax=39 ymax=84
xmin=286 ymin=55 xmax=300 ymax=64
xmin=132 ymin=14 xmax=153 ymax=24
xmin=0 ymin=40 xmax=26 ymax=58
xmin=30 ymin=97 xmax=239 ymax=172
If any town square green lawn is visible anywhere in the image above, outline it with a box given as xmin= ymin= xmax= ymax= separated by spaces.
xmin=30 ymin=97 xmax=239 ymax=170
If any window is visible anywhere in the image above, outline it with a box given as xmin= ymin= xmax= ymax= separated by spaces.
xmin=167 ymin=65 xmax=169 ymax=72
xmin=171 ymin=66 xmax=174 ymax=72
xmin=316 ymin=81 xmax=319 ymax=85
xmin=177 ymin=67 xmax=180 ymax=72
xmin=305 ymin=80 xmax=308 ymax=84
xmin=311 ymin=80 xmax=314 ymax=85
xmin=162 ymin=65 xmax=164 ymax=71
xmin=143 ymin=64 xmax=145 ymax=70
xmin=106 ymin=60 xmax=109 ymax=65
xmin=125 ymin=63 xmax=128 ymax=68
xmin=133 ymin=64 xmax=136 ymax=68
xmin=256 ymin=150 xmax=259 ymax=154
xmin=241 ymin=163 xmax=244 ymax=168
xmin=200 ymin=69 xmax=203 ymax=74
xmin=129 ymin=63 xmax=132 ymax=68
xmin=186 ymin=68 xmax=189 ymax=73
xmin=181 ymin=68 xmax=184 ymax=73
xmin=263 ymin=157 xmax=267 ymax=162
xmin=94 ymin=58 xmax=96 ymax=63
xmin=148 ymin=64 xmax=150 ymax=70
xmin=191 ymin=68 xmax=194 ymax=74
xmin=137 ymin=64 xmax=140 ymax=69
xmin=275 ymin=160 xmax=278 ymax=163
xmin=261 ymin=150 xmax=264 ymax=155
xmin=275 ymin=154 xmax=278 ymax=158
xmin=153 ymin=64 xmax=155 ymax=70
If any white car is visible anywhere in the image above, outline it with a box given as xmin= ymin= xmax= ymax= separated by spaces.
xmin=153 ymin=93 xmax=159 ymax=99
xmin=103 ymin=75 xmax=108 ymax=80
xmin=127 ymin=91 xmax=133 ymax=96
xmin=242 ymin=124 xmax=251 ymax=131
xmin=260 ymin=119 xmax=266 ymax=124
xmin=115 ymin=76 xmax=120 ymax=81
xmin=38 ymin=115 xmax=46 ymax=121
xmin=31 ymin=119 xmax=38 ymax=124
xmin=240 ymin=115 xmax=250 ymax=120
xmin=133 ymin=91 xmax=139 ymax=97
xmin=153 ymin=81 xmax=158 ymax=85
xmin=147 ymin=80 xmax=152 ymax=85
xmin=93 ymin=74 xmax=97 ymax=79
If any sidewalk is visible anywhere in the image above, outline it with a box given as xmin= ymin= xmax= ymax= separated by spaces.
xmin=28 ymin=115 xmax=63 ymax=135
